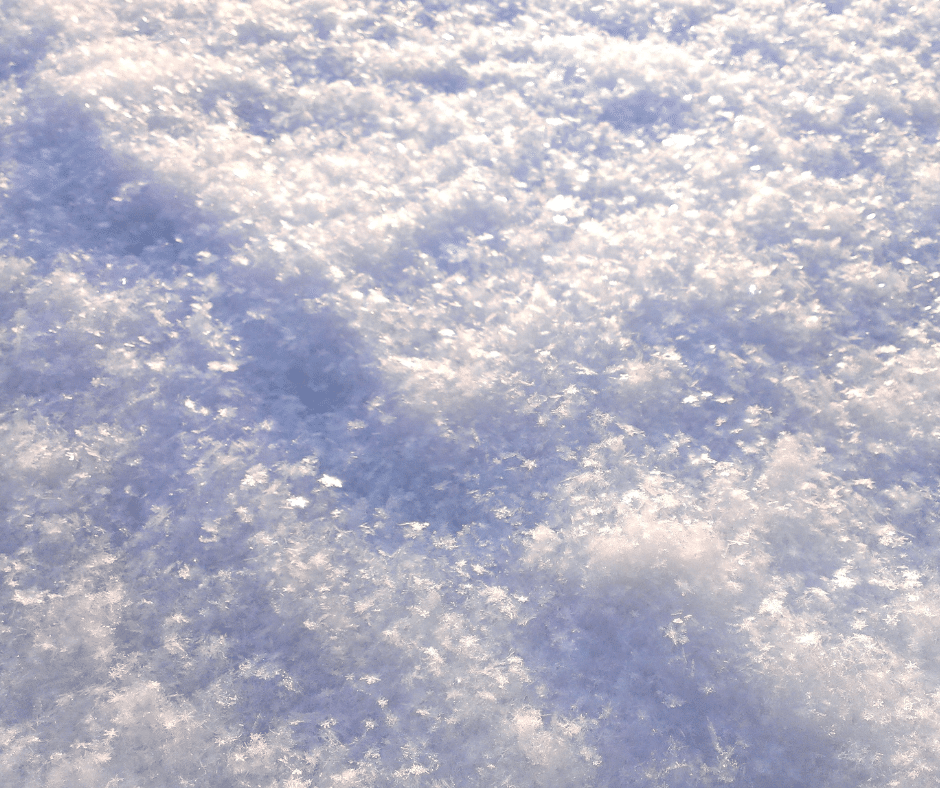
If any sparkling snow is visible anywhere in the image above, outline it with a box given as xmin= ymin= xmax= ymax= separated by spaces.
xmin=3 ymin=1 xmax=940 ymax=786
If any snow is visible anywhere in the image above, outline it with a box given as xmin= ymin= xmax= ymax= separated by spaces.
xmin=2 ymin=0 xmax=940 ymax=785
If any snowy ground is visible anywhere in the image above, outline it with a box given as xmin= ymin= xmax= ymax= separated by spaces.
xmin=2 ymin=0 xmax=940 ymax=785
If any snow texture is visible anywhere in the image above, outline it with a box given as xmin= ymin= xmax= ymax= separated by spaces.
xmin=2 ymin=0 xmax=940 ymax=786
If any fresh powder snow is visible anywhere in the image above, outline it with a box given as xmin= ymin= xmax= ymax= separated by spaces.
xmin=2 ymin=1 xmax=940 ymax=786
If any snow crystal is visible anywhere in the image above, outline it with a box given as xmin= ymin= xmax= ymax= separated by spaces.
xmin=4 ymin=0 xmax=940 ymax=786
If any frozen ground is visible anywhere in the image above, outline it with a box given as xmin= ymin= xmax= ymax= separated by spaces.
xmin=2 ymin=0 xmax=940 ymax=785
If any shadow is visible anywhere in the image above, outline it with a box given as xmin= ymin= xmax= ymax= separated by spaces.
xmin=414 ymin=64 xmax=471 ymax=94
xmin=600 ymin=90 xmax=689 ymax=138
xmin=1 ymin=95 xmax=240 ymax=279
xmin=513 ymin=582 xmax=852 ymax=787
xmin=0 ymin=2 xmax=62 ymax=84
xmin=571 ymin=2 xmax=727 ymax=44
xmin=230 ymin=304 xmax=379 ymax=420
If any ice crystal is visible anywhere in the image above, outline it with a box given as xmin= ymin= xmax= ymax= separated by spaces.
xmin=4 ymin=0 xmax=940 ymax=786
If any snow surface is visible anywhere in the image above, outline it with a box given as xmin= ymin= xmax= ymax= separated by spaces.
xmin=2 ymin=0 xmax=940 ymax=785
